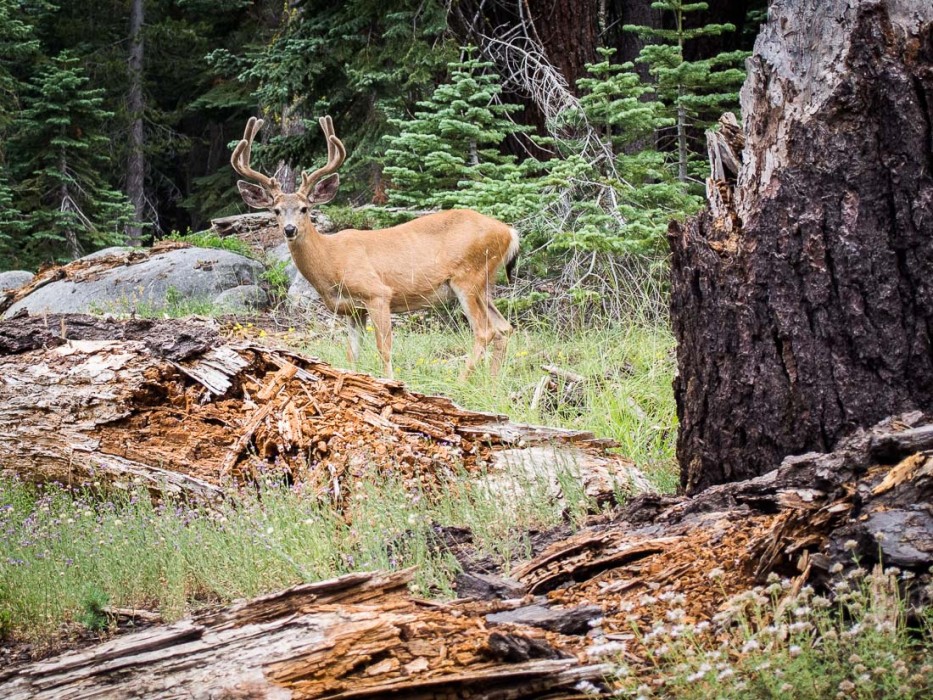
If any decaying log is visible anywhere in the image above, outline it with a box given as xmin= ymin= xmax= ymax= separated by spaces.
xmin=670 ymin=0 xmax=933 ymax=493
xmin=0 ymin=569 xmax=609 ymax=699
xmin=210 ymin=211 xmax=276 ymax=237
xmin=0 ymin=313 xmax=648 ymax=504
xmin=511 ymin=410 xmax=933 ymax=645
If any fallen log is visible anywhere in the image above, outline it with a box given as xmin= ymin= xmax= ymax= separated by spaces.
xmin=0 ymin=569 xmax=609 ymax=699
xmin=0 ymin=313 xmax=649 ymax=505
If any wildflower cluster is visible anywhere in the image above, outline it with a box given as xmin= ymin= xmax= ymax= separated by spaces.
xmin=606 ymin=566 xmax=932 ymax=698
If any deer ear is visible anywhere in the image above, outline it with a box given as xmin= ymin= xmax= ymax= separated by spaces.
xmin=309 ymin=174 xmax=340 ymax=204
xmin=238 ymin=181 xmax=275 ymax=209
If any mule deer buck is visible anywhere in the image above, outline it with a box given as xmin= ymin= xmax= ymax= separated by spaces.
xmin=232 ymin=116 xmax=519 ymax=379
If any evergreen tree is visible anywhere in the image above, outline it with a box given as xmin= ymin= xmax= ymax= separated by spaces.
xmin=10 ymin=52 xmax=133 ymax=265
xmin=0 ymin=0 xmax=41 ymax=133
xmin=229 ymin=0 xmax=454 ymax=199
xmin=0 ymin=172 xmax=27 ymax=266
xmin=566 ymin=47 xmax=702 ymax=251
xmin=625 ymin=1 xmax=747 ymax=183
xmin=382 ymin=51 xmax=528 ymax=210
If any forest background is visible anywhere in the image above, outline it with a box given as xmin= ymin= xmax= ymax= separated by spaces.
xmin=0 ymin=0 xmax=765 ymax=271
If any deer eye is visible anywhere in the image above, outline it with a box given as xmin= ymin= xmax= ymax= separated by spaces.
xmin=273 ymin=208 xmax=281 ymax=216
xmin=300 ymin=207 xmax=308 ymax=214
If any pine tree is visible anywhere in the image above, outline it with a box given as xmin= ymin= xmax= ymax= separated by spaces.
xmin=625 ymin=1 xmax=747 ymax=183
xmin=10 ymin=52 xmax=133 ymax=265
xmin=231 ymin=0 xmax=453 ymax=201
xmin=0 ymin=0 xmax=40 ymax=133
xmin=382 ymin=50 xmax=527 ymax=210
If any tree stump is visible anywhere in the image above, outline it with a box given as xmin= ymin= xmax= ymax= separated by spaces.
xmin=670 ymin=0 xmax=933 ymax=493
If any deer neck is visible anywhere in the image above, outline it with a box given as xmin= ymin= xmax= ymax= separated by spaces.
xmin=286 ymin=224 xmax=344 ymax=310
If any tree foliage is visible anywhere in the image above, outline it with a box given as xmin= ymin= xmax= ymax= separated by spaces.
xmin=8 ymin=52 xmax=133 ymax=265
xmin=0 ymin=0 xmax=759 ymax=270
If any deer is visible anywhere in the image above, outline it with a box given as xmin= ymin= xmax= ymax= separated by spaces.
xmin=231 ymin=115 xmax=519 ymax=380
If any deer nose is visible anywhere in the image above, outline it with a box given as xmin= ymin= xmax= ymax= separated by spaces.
xmin=283 ymin=224 xmax=298 ymax=239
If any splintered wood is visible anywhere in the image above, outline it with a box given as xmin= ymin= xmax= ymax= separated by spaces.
xmin=0 ymin=314 xmax=646 ymax=504
xmin=0 ymin=569 xmax=608 ymax=699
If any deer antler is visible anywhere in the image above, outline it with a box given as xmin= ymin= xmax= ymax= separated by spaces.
xmin=298 ymin=115 xmax=347 ymax=198
xmin=231 ymin=117 xmax=281 ymax=195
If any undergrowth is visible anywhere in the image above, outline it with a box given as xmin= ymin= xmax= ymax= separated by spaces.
xmin=0 ymin=462 xmax=583 ymax=644
xmin=601 ymin=564 xmax=933 ymax=699
xmin=167 ymin=230 xmax=254 ymax=258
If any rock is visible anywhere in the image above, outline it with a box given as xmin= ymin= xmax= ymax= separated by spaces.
xmin=0 ymin=271 xmax=34 ymax=292
xmin=267 ymin=243 xmax=301 ymax=285
xmin=454 ymin=572 xmax=526 ymax=600
xmin=486 ymin=604 xmax=603 ymax=635
xmin=213 ymin=285 xmax=268 ymax=312
xmin=287 ymin=274 xmax=321 ymax=306
xmin=3 ymin=247 xmax=264 ymax=318
xmin=80 ymin=246 xmax=136 ymax=260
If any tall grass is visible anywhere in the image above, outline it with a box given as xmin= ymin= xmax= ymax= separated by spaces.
xmin=0 ymin=459 xmax=582 ymax=643
xmin=291 ymin=317 xmax=678 ymax=492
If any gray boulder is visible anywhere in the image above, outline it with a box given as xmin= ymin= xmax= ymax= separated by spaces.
xmin=213 ymin=284 xmax=268 ymax=312
xmin=80 ymin=246 xmax=136 ymax=260
xmin=267 ymin=243 xmax=322 ymax=306
xmin=287 ymin=274 xmax=321 ymax=307
xmin=0 ymin=270 xmax=34 ymax=291
xmin=4 ymin=246 xmax=264 ymax=318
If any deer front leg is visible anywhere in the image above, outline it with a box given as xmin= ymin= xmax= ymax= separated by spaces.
xmin=364 ymin=298 xmax=393 ymax=379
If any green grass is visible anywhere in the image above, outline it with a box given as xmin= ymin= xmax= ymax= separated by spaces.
xmin=291 ymin=316 xmax=679 ymax=492
xmin=0 ymin=458 xmax=584 ymax=643
xmin=167 ymin=230 xmax=255 ymax=258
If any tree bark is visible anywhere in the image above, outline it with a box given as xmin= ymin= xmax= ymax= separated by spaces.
xmin=126 ymin=0 xmax=145 ymax=246
xmin=0 ymin=569 xmax=609 ymax=699
xmin=669 ymin=0 xmax=933 ymax=493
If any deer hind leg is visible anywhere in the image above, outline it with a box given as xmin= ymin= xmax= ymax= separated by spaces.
xmin=451 ymin=280 xmax=500 ymax=379
xmin=364 ymin=297 xmax=393 ymax=379
xmin=485 ymin=298 xmax=512 ymax=376
xmin=345 ymin=309 xmax=368 ymax=366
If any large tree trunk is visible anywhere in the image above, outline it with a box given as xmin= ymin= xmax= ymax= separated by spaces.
xmin=669 ymin=0 xmax=933 ymax=494
xmin=125 ymin=0 xmax=145 ymax=246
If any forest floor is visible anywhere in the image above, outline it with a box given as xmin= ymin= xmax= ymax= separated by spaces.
xmin=1 ymin=306 xmax=931 ymax=698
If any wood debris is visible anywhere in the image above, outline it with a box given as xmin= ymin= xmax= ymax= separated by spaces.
xmin=2 ymin=394 xmax=932 ymax=696
xmin=0 ymin=569 xmax=609 ymax=699
xmin=0 ymin=314 xmax=647 ymax=505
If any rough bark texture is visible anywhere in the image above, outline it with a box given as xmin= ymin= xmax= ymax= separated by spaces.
xmin=670 ymin=0 xmax=933 ymax=493
xmin=0 ymin=314 xmax=649 ymax=505
xmin=0 ymin=569 xmax=608 ymax=699
xmin=125 ymin=0 xmax=145 ymax=246
xmin=4 ymin=411 xmax=931 ymax=697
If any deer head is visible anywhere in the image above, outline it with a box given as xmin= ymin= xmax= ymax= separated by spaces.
xmin=231 ymin=116 xmax=346 ymax=241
